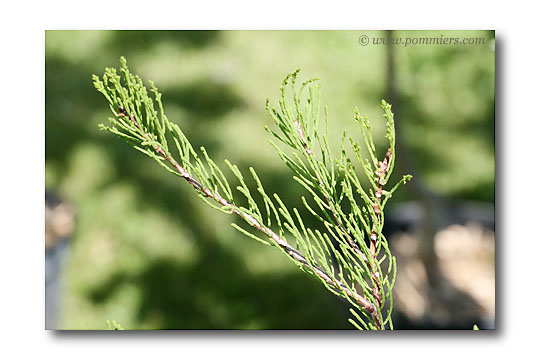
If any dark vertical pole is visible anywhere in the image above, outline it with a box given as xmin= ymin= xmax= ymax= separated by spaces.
xmin=385 ymin=30 xmax=442 ymax=288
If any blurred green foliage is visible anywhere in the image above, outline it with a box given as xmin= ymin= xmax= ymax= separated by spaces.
xmin=45 ymin=30 xmax=494 ymax=329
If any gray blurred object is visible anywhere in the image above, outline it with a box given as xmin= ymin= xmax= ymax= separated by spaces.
xmin=386 ymin=200 xmax=495 ymax=329
xmin=45 ymin=192 xmax=75 ymax=329
xmin=386 ymin=200 xmax=495 ymax=233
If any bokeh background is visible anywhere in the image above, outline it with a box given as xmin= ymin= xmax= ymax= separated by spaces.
xmin=45 ymin=30 xmax=495 ymax=330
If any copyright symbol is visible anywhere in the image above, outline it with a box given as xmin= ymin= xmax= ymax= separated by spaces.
xmin=358 ymin=35 xmax=369 ymax=46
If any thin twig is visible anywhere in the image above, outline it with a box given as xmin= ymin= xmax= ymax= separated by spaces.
xmin=369 ymin=148 xmax=393 ymax=309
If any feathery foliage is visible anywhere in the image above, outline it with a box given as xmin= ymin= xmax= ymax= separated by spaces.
xmin=93 ymin=57 xmax=411 ymax=330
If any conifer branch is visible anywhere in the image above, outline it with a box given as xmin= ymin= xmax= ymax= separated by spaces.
xmin=93 ymin=58 xmax=411 ymax=330
xmin=118 ymin=101 xmax=379 ymax=320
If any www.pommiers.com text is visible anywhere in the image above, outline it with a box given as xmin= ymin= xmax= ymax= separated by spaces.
xmin=358 ymin=34 xmax=486 ymax=47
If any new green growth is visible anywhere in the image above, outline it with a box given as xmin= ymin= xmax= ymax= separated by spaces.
xmin=93 ymin=57 xmax=411 ymax=330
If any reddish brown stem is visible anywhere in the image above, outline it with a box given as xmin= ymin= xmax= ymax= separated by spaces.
xmin=369 ymin=148 xmax=393 ymax=309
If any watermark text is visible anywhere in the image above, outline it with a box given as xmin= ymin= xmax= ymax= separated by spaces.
xmin=358 ymin=34 xmax=486 ymax=47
